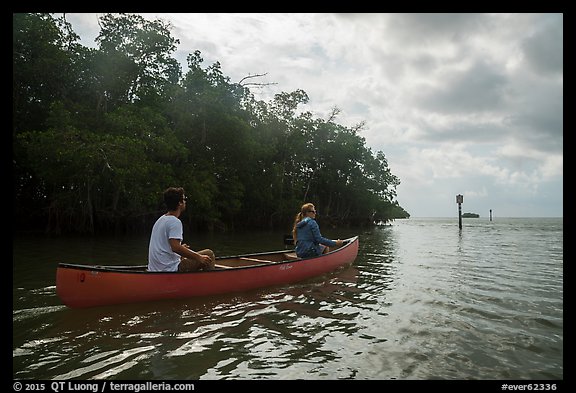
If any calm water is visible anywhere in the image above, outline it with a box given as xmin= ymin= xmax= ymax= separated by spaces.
xmin=13 ymin=218 xmax=563 ymax=380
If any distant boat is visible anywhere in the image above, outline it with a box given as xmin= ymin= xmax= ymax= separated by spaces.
xmin=462 ymin=212 xmax=480 ymax=218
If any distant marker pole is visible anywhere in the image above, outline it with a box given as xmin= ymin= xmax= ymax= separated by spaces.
xmin=490 ymin=209 xmax=493 ymax=221
xmin=456 ymin=194 xmax=463 ymax=229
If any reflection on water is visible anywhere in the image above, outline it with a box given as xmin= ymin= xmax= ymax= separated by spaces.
xmin=13 ymin=219 xmax=563 ymax=380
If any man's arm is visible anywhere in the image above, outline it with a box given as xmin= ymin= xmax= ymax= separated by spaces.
xmin=169 ymin=239 xmax=211 ymax=266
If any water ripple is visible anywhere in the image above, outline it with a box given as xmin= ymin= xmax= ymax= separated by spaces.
xmin=13 ymin=218 xmax=562 ymax=379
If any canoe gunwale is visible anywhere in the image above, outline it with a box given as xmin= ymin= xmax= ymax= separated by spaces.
xmin=57 ymin=236 xmax=358 ymax=274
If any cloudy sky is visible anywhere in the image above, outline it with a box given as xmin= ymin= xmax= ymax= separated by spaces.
xmin=63 ymin=13 xmax=563 ymax=218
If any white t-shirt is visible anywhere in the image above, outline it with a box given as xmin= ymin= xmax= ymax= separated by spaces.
xmin=148 ymin=214 xmax=183 ymax=272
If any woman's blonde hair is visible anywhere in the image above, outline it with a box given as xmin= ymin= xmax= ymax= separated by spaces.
xmin=292 ymin=203 xmax=315 ymax=244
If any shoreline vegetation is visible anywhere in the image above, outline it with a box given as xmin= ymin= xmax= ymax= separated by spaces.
xmin=13 ymin=13 xmax=409 ymax=236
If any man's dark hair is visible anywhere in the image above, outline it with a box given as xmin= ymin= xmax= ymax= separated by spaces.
xmin=164 ymin=187 xmax=185 ymax=211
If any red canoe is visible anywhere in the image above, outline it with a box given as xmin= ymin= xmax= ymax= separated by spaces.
xmin=56 ymin=236 xmax=359 ymax=308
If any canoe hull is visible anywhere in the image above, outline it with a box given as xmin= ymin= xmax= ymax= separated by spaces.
xmin=56 ymin=236 xmax=359 ymax=308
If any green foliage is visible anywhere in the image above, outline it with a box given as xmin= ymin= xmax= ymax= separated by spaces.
xmin=13 ymin=13 xmax=77 ymax=135
xmin=13 ymin=12 xmax=409 ymax=235
xmin=95 ymin=13 xmax=181 ymax=108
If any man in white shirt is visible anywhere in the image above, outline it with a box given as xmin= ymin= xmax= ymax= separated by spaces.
xmin=148 ymin=187 xmax=215 ymax=272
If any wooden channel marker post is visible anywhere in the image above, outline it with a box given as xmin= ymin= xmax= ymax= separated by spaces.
xmin=456 ymin=194 xmax=463 ymax=229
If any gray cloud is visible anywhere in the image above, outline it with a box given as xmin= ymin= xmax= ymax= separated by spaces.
xmin=521 ymin=14 xmax=563 ymax=76
xmin=415 ymin=60 xmax=508 ymax=114
xmin=386 ymin=13 xmax=489 ymax=45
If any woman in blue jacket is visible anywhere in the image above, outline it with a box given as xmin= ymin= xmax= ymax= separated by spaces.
xmin=292 ymin=203 xmax=343 ymax=258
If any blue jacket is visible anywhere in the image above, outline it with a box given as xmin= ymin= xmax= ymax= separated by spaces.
xmin=295 ymin=217 xmax=337 ymax=258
